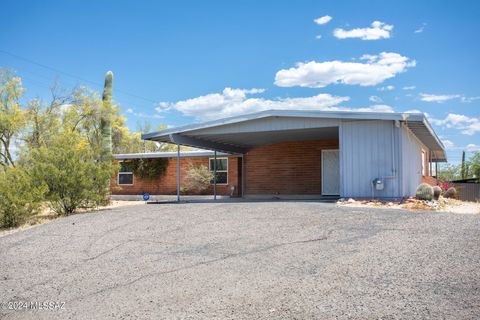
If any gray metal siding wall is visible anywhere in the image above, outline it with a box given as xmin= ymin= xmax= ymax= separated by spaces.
xmin=340 ymin=120 xmax=401 ymax=198
xmin=399 ymin=125 xmax=422 ymax=197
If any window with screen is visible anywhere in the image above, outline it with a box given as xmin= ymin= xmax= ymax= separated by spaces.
xmin=118 ymin=162 xmax=134 ymax=185
xmin=209 ymin=158 xmax=228 ymax=184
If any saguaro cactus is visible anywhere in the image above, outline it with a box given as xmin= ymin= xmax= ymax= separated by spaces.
xmin=100 ymin=71 xmax=113 ymax=161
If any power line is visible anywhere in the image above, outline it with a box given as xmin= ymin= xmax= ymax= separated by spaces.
xmin=0 ymin=49 xmax=158 ymax=104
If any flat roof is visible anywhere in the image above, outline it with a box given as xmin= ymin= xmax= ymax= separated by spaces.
xmin=142 ymin=110 xmax=425 ymax=139
xmin=141 ymin=109 xmax=446 ymax=161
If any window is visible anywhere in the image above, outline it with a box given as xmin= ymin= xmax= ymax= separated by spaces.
xmin=421 ymin=150 xmax=426 ymax=176
xmin=209 ymin=158 xmax=228 ymax=184
xmin=118 ymin=162 xmax=134 ymax=185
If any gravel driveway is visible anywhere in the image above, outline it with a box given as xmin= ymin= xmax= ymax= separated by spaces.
xmin=1 ymin=202 xmax=479 ymax=319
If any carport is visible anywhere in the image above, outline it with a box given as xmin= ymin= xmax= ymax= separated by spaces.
xmin=142 ymin=109 xmax=446 ymax=201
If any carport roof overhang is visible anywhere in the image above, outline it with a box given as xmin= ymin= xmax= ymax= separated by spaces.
xmin=142 ymin=110 xmax=447 ymax=162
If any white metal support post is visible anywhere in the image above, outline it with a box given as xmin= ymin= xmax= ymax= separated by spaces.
xmin=241 ymin=154 xmax=245 ymax=197
xmin=177 ymin=143 xmax=180 ymax=202
xmin=213 ymin=151 xmax=217 ymax=200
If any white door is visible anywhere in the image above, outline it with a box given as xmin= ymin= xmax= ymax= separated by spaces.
xmin=322 ymin=149 xmax=340 ymax=195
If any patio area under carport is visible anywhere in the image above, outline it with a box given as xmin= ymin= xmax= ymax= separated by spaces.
xmin=142 ymin=111 xmax=343 ymax=201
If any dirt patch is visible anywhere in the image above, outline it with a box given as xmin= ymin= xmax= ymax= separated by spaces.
xmin=0 ymin=200 xmax=144 ymax=237
xmin=338 ymin=197 xmax=480 ymax=214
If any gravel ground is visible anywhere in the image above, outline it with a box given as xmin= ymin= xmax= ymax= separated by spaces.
xmin=0 ymin=202 xmax=479 ymax=319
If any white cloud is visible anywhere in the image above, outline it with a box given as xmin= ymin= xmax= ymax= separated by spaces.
xmin=420 ymin=93 xmax=479 ymax=103
xmin=403 ymin=86 xmax=416 ymax=90
xmin=315 ymin=35 xmax=322 ymax=39
xmin=155 ymin=88 xmax=350 ymax=120
xmin=275 ymin=52 xmax=415 ymax=88
xmin=429 ymin=113 xmax=480 ymax=135
xmin=154 ymin=88 xmax=397 ymax=120
xmin=314 ymin=15 xmax=332 ymax=25
xmin=126 ymin=108 xmax=134 ymax=113
xmin=420 ymin=93 xmax=461 ymax=103
xmin=352 ymin=105 xmax=394 ymax=113
xmin=414 ymin=23 xmax=427 ymax=34
xmin=369 ymin=95 xmax=382 ymax=103
xmin=460 ymin=96 xmax=480 ymax=103
xmin=333 ymin=21 xmax=393 ymax=40
xmin=466 ymin=144 xmax=480 ymax=152
xmin=442 ymin=139 xmax=455 ymax=149
xmin=377 ymin=85 xmax=395 ymax=91
xmin=403 ymin=109 xmax=422 ymax=113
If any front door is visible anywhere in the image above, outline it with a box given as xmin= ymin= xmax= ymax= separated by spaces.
xmin=322 ymin=149 xmax=340 ymax=195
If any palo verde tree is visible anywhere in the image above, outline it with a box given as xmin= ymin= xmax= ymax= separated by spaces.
xmin=28 ymin=130 xmax=112 ymax=215
xmin=0 ymin=70 xmax=27 ymax=168
xmin=0 ymin=68 xmax=178 ymax=222
xmin=22 ymin=83 xmax=70 ymax=150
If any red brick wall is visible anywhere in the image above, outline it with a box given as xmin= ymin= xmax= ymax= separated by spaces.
xmin=422 ymin=176 xmax=437 ymax=186
xmin=111 ymin=156 xmax=240 ymax=196
xmin=420 ymin=148 xmax=437 ymax=185
xmin=244 ymin=140 xmax=339 ymax=195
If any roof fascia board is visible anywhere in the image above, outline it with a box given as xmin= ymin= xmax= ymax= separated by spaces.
xmin=142 ymin=110 xmax=425 ymax=141
xmin=169 ymin=133 xmax=247 ymax=154
xmin=114 ymin=151 xmax=238 ymax=160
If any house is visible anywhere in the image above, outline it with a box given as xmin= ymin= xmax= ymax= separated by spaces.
xmin=112 ymin=151 xmax=242 ymax=196
xmin=112 ymin=109 xmax=446 ymax=200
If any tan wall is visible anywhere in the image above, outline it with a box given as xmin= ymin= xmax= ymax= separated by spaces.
xmin=244 ymin=140 xmax=339 ymax=195
xmin=111 ymin=157 xmax=240 ymax=196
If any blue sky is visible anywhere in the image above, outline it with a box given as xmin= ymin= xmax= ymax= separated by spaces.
xmin=1 ymin=0 xmax=479 ymax=162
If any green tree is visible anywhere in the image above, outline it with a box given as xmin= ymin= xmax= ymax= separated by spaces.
xmin=113 ymin=121 xmax=186 ymax=154
xmin=437 ymin=163 xmax=461 ymax=182
xmin=0 ymin=70 xmax=27 ymax=168
xmin=29 ymin=131 xmax=112 ymax=215
xmin=469 ymin=151 xmax=480 ymax=179
xmin=21 ymin=84 xmax=70 ymax=150
xmin=0 ymin=167 xmax=46 ymax=228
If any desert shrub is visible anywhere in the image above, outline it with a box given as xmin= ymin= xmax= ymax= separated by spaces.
xmin=444 ymin=187 xmax=457 ymax=199
xmin=29 ymin=131 xmax=113 ymax=215
xmin=432 ymin=186 xmax=442 ymax=200
xmin=185 ymin=164 xmax=213 ymax=194
xmin=128 ymin=158 xmax=168 ymax=179
xmin=0 ymin=168 xmax=46 ymax=228
xmin=415 ymin=183 xmax=434 ymax=201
